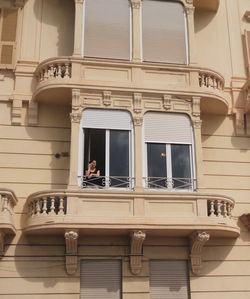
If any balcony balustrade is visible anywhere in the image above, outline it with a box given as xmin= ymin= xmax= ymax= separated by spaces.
xmin=25 ymin=189 xmax=239 ymax=238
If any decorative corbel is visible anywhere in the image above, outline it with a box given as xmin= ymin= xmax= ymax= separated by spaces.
xmin=193 ymin=119 xmax=202 ymax=129
xmin=11 ymin=99 xmax=22 ymax=125
xmin=189 ymin=231 xmax=210 ymax=275
xmin=133 ymin=93 xmax=142 ymax=114
xmin=0 ymin=232 xmax=5 ymax=256
xmin=130 ymin=0 xmax=141 ymax=9
xmin=192 ymin=97 xmax=201 ymax=117
xmin=70 ymin=112 xmax=81 ymax=123
xmin=103 ymin=91 xmax=112 ymax=106
xmin=65 ymin=230 xmax=79 ymax=275
xmin=28 ymin=101 xmax=38 ymax=126
xmin=163 ymin=95 xmax=171 ymax=110
xmin=72 ymin=89 xmax=81 ymax=110
xmin=133 ymin=116 xmax=143 ymax=126
xmin=130 ymin=230 xmax=146 ymax=275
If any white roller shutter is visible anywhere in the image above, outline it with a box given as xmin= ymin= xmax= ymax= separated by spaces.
xmin=144 ymin=112 xmax=192 ymax=144
xmin=150 ymin=260 xmax=189 ymax=299
xmin=81 ymin=109 xmax=133 ymax=130
xmin=80 ymin=260 xmax=122 ymax=299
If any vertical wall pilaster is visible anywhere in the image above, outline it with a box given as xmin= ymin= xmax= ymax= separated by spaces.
xmin=73 ymin=0 xmax=84 ymax=57
xmin=130 ymin=0 xmax=141 ymax=62
xmin=133 ymin=116 xmax=143 ymax=191
xmin=186 ymin=5 xmax=197 ymax=65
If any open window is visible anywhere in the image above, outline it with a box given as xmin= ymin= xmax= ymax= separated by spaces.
xmin=143 ymin=112 xmax=195 ymax=190
xmin=79 ymin=109 xmax=134 ymax=189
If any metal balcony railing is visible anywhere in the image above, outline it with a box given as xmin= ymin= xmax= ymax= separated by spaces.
xmin=80 ymin=176 xmax=135 ymax=189
xmin=143 ymin=177 xmax=196 ymax=190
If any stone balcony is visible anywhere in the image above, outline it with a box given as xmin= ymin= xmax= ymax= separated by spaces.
xmin=0 ymin=189 xmax=18 ymax=254
xmin=24 ymin=189 xmax=239 ymax=238
xmin=33 ymin=57 xmax=229 ymax=115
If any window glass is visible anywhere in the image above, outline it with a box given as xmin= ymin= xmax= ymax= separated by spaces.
xmin=142 ymin=0 xmax=187 ymax=64
xmin=84 ymin=0 xmax=130 ymax=59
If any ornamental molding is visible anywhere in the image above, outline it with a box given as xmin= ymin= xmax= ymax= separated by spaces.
xmin=185 ymin=0 xmax=193 ymax=4
xmin=193 ymin=119 xmax=202 ymax=129
xmin=72 ymin=89 xmax=81 ymax=108
xmin=133 ymin=93 xmax=142 ymax=114
xmin=65 ymin=230 xmax=79 ymax=275
xmin=189 ymin=231 xmax=210 ymax=275
xmin=103 ymin=91 xmax=112 ymax=106
xmin=133 ymin=117 xmax=143 ymax=126
xmin=130 ymin=230 xmax=146 ymax=275
xmin=186 ymin=6 xmax=195 ymax=15
xmin=130 ymin=0 xmax=141 ymax=9
xmin=163 ymin=95 xmax=171 ymax=110
xmin=192 ymin=97 xmax=201 ymax=117
xmin=70 ymin=112 xmax=81 ymax=123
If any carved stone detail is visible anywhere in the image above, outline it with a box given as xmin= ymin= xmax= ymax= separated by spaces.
xmin=103 ymin=91 xmax=112 ymax=106
xmin=189 ymin=231 xmax=210 ymax=275
xmin=28 ymin=101 xmax=38 ymax=126
xmin=72 ymin=89 xmax=81 ymax=109
xmin=11 ymin=99 xmax=22 ymax=125
xmin=192 ymin=97 xmax=201 ymax=117
xmin=130 ymin=230 xmax=146 ymax=275
xmin=70 ymin=112 xmax=81 ymax=123
xmin=186 ymin=6 xmax=195 ymax=15
xmin=133 ymin=117 xmax=143 ymax=126
xmin=133 ymin=93 xmax=142 ymax=113
xmin=0 ymin=232 xmax=5 ymax=256
xmin=193 ymin=119 xmax=202 ymax=129
xmin=186 ymin=0 xmax=193 ymax=4
xmin=130 ymin=0 xmax=141 ymax=9
xmin=163 ymin=95 xmax=171 ymax=110
xmin=65 ymin=230 xmax=79 ymax=275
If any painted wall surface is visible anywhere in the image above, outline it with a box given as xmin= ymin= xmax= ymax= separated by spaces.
xmin=0 ymin=0 xmax=250 ymax=298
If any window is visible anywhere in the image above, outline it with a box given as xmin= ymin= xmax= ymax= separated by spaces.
xmin=143 ymin=112 xmax=195 ymax=190
xmin=150 ymin=260 xmax=190 ymax=299
xmin=142 ymin=0 xmax=188 ymax=64
xmin=80 ymin=260 xmax=122 ymax=299
xmin=83 ymin=0 xmax=130 ymax=60
xmin=79 ymin=109 xmax=134 ymax=188
xmin=0 ymin=8 xmax=18 ymax=68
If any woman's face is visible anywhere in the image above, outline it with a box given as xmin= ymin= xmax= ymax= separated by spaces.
xmin=91 ymin=160 xmax=96 ymax=167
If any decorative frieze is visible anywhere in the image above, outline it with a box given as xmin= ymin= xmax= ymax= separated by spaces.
xmin=133 ymin=93 xmax=142 ymax=113
xmin=103 ymin=91 xmax=112 ymax=106
xmin=189 ymin=231 xmax=210 ymax=275
xmin=130 ymin=230 xmax=146 ymax=275
xmin=65 ymin=230 xmax=79 ymax=275
xmin=163 ymin=95 xmax=171 ymax=110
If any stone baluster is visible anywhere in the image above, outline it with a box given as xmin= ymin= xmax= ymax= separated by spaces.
xmin=2 ymin=196 xmax=8 ymax=213
xmin=44 ymin=66 xmax=49 ymax=80
xmin=57 ymin=64 xmax=62 ymax=78
xmin=35 ymin=199 xmax=40 ymax=216
xmin=65 ymin=63 xmax=69 ymax=78
xmin=42 ymin=198 xmax=47 ymax=215
xmin=209 ymin=200 xmax=215 ymax=217
xmin=217 ymin=200 xmax=222 ymax=217
xmin=49 ymin=65 xmax=54 ymax=78
xmin=222 ymin=201 xmax=227 ymax=218
xmin=58 ymin=197 xmax=64 ymax=215
xmin=50 ymin=197 xmax=56 ymax=215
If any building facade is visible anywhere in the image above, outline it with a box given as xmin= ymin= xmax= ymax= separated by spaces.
xmin=0 ymin=0 xmax=250 ymax=298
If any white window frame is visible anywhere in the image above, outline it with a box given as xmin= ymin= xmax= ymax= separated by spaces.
xmin=82 ymin=0 xmax=132 ymax=60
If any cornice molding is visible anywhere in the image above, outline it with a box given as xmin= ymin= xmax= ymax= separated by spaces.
xmin=130 ymin=230 xmax=146 ymax=275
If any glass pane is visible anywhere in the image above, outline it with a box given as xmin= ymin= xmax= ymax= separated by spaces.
xmin=84 ymin=0 xmax=130 ymax=60
xmin=171 ymin=144 xmax=191 ymax=189
xmin=84 ymin=129 xmax=105 ymax=187
xmin=147 ymin=143 xmax=167 ymax=188
xmin=142 ymin=0 xmax=187 ymax=64
xmin=110 ymin=130 xmax=129 ymax=187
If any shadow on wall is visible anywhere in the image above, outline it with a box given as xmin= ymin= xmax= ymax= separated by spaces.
xmin=194 ymin=9 xmax=217 ymax=33
xmin=34 ymin=0 xmax=75 ymax=60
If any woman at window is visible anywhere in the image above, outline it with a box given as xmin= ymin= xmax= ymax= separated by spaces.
xmin=85 ymin=160 xmax=100 ymax=179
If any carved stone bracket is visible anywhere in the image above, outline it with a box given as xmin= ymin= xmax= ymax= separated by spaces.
xmin=192 ymin=97 xmax=201 ymax=117
xmin=65 ymin=230 xmax=79 ymax=275
xmin=70 ymin=112 xmax=81 ymax=123
xmin=130 ymin=0 xmax=141 ymax=9
xmin=103 ymin=91 xmax=112 ymax=106
xmin=133 ymin=117 xmax=143 ymax=126
xmin=130 ymin=230 xmax=146 ymax=275
xmin=0 ymin=232 xmax=5 ymax=256
xmin=11 ymin=99 xmax=22 ymax=125
xmin=133 ymin=93 xmax=142 ymax=113
xmin=186 ymin=6 xmax=195 ymax=15
xmin=72 ymin=89 xmax=81 ymax=110
xmin=163 ymin=95 xmax=171 ymax=110
xmin=189 ymin=231 xmax=210 ymax=275
xmin=193 ymin=119 xmax=202 ymax=129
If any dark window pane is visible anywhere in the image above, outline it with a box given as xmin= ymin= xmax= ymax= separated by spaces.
xmin=110 ymin=130 xmax=129 ymax=187
xmin=171 ymin=144 xmax=191 ymax=189
xmin=147 ymin=143 xmax=167 ymax=188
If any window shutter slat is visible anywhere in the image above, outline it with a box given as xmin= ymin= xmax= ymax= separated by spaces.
xmin=80 ymin=260 xmax=121 ymax=299
xmin=81 ymin=109 xmax=132 ymax=130
xmin=150 ymin=260 xmax=189 ymax=299
xmin=144 ymin=112 xmax=192 ymax=144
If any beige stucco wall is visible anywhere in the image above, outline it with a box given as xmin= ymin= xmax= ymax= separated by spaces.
xmin=0 ymin=0 xmax=250 ymax=297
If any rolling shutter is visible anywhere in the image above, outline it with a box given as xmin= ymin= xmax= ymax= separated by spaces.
xmin=0 ymin=8 xmax=18 ymax=68
xmin=150 ymin=260 xmax=189 ymax=299
xmin=144 ymin=112 xmax=192 ymax=144
xmin=80 ymin=260 xmax=122 ymax=299
xmin=81 ymin=109 xmax=133 ymax=130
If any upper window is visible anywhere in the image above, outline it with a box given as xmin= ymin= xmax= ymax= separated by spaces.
xmin=143 ymin=112 xmax=195 ymax=190
xmin=0 ymin=8 xmax=18 ymax=68
xmin=142 ymin=0 xmax=188 ymax=64
xmin=79 ymin=109 xmax=134 ymax=189
xmin=83 ymin=0 xmax=131 ymax=60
